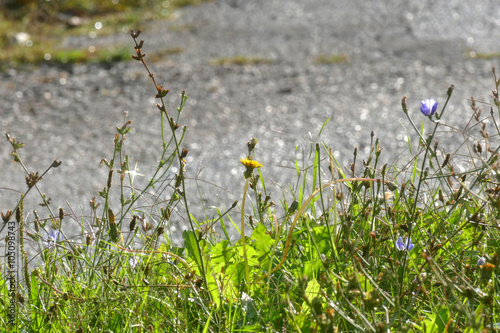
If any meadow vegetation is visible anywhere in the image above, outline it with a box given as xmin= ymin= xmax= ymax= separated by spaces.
xmin=0 ymin=0 xmax=209 ymax=68
xmin=1 ymin=21 xmax=500 ymax=333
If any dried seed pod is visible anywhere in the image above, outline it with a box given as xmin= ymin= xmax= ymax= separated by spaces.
xmin=2 ymin=210 xmax=13 ymax=223
xmin=441 ymin=153 xmax=451 ymax=168
xmin=129 ymin=215 xmax=137 ymax=231
xmin=59 ymin=208 xmax=64 ymax=222
xmin=107 ymin=169 xmax=114 ymax=189
xmin=401 ymin=95 xmax=408 ymax=113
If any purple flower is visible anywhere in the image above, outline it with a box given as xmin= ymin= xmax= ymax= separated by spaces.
xmin=395 ymin=237 xmax=414 ymax=251
xmin=477 ymin=256 xmax=486 ymax=266
xmin=420 ymin=99 xmax=438 ymax=116
xmin=43 ymin=229 xmax=64 ymax=248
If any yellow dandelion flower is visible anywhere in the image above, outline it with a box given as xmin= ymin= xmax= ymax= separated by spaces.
xmin=240 ymin=158 xmax=263 ymax=169
xmin=240 ymin=158 xmax=263 ymax=179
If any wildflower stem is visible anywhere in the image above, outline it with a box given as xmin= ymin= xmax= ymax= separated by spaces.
xmin=130 ymin=33 xmax=208 ymax=291
xmin=403 ymin=113 xmax=426 ymax=147
xmin=399 ymin=87 xmax=454 ymax=290
xmin=241 ymin=178 xmax=250 ymax=284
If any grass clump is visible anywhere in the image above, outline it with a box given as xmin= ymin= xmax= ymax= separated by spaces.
xmin=465 ymin=50 xmax=500 ymax=60
xmin=210 ymin=55 xmax=273 ymax=67
xmin=2 ymin=30 xmax=500 ymax=332
xmin=314 ymin=53 xmax=350 ymax=65
xmin=49 ymin=45 xmax=133 ymax=64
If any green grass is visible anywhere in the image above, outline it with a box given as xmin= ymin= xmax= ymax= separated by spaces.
xmin=0 ymin=0 xmax=211 ymax=69
xmin=314 ymin=53 xmax=350 ymax=65
xmin=465 ymin=50 xmax=500 ymax=60
xmin=2 ymin=30 xmax=500 ymax=332
xmin=210 ymin=55 xmax=273 ymax=66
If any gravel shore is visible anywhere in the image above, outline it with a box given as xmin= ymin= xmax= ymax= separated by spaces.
xmin=2 ymin=0 xmax=500 ymax=241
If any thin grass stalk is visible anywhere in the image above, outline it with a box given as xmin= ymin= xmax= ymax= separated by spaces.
xmin=315 ymin=144 xmax=335 ymax=264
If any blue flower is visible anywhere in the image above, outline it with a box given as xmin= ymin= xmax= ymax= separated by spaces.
xmin=395 ymin=237 xmax=414 ymax=251
xmin=420 ymin=99 xmax=438 ymax=116
xmin=43 ymin=229 xmax=64 ymax=248
xmin=477 ymin=256 xmax=486 ymax=266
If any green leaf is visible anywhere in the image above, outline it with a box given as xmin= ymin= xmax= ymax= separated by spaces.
xmin=210 ymin=240 xmax=232 ymax=271
xmin=311 ymin=226 xmax=332 ymax=255
xmin=250 ymin=223 xmax=275 ymax=256
xmin=98 ymin=188 xmax=107 ymax=198
xmin=183 ymin=230 xmax=203 ymax=272
xmin=30 ymin=269 xmax=43 ymax=327
xmin=202 ymin=308 xmax=213 ymax=333
xmin=423 ymin=307 xmax=450 ymax=333
xmin=302 ymin=278 xmax=321 ymax=314
xmin=116 ymin=126 xmax=132 ymax=136
xmin=233 ymin=241 xmax=259 ymax=268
